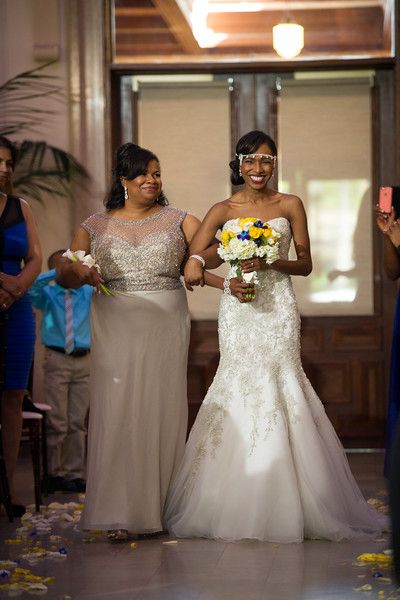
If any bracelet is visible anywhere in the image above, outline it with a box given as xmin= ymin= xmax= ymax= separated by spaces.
xmin=223 ymin=276 xmax=232 ymax=295
xmin=189 ymin=254 xmax=205 ymax=268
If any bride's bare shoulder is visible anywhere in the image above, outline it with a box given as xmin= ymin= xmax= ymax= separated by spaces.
xmin=205 ymin=195 xmax=238 ymax=219
xmin=277 ymin=192 xmax=305 ymax=216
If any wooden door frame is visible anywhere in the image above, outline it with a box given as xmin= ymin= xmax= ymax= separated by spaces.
xmin=111 ymin=58 xmax=399 ymax=443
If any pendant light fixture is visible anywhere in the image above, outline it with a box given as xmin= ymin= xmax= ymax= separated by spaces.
xmin=272 ymin=2 xmax=304 ymax=59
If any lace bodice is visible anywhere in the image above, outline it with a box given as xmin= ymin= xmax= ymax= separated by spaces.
xmin=82 ymin=206 xmax=187 ymax=292
xmin=216 ymin=215 xmax=302 ymax=451
xmin=271 ymin=216 xmax=291 ymax=260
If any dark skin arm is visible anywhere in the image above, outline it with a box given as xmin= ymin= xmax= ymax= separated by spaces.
xmin=376 ymin=208 xmax=400 ymax=281
xmin=56 ymin=227 xmax=102 ymax=289
xmin=185 ymin=194 xmax=312 ymax=289
xmin=0 ymin=200 xmax=42 ymax=310
xmin=202 ymin=271 xmax=254 ymax=303
xmin=184 ymin=202 xmax=230 ymax=288
xmin=182 ymin=214 xmax=254 ymax=302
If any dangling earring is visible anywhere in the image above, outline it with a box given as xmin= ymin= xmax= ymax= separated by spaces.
xmin=124 ymin=187 xmax=128 ymax=200
xmin=238 ymin=156 xmax=243 ymax=177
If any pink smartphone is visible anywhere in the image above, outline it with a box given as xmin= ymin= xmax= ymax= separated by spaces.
xmin=379 ymin=187 xmax=393 ymax=214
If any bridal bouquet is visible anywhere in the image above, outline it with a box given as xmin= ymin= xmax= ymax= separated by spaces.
xmin=218 ymin=218 xmax=280 ymax=295
xmin=62 ymin=250 xmax=113 ymax=295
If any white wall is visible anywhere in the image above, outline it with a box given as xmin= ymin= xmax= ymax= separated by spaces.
xmin=0 ymin=0 xmax=73 ymax=259
xmin=0 ymin=0 xmax=107 ymax=398
xmin=138 ymin=80 xmax=231 ymax=319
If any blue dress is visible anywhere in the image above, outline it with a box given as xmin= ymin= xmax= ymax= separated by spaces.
xmin=385 ymin=291 xmax=400 ymax=475
xmin=0 ymin=196 xmax=35 ymax=390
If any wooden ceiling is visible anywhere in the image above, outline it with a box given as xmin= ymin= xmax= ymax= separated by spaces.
xmin=112 ymin=0 xmax=393 ymax=64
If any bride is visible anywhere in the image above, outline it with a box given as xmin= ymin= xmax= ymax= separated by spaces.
xmin=164 ymin=130 xmax=383 ymax=543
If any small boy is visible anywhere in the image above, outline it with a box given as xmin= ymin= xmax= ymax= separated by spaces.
xmin=30 ymin=250 xmax=93 ymax=493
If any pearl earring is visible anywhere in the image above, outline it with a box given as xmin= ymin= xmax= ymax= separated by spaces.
xmin=124 ymin=187 xmax=128 ymax=200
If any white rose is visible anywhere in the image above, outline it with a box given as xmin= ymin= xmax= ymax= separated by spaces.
xmin=223 ymin=218 xmax=242 ymax=235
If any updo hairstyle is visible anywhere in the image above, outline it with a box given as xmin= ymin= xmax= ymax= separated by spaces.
xmin=229 ymin=130 xmax=277 ymax=186
xmin=105 ymin=142 xmax=168 ymax=210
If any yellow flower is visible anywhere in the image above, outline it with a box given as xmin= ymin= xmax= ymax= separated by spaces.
xmin=221 ymin=231 xmax=234 ymax=246
xmin=262 ymin=228 xmax=272 ymax=239
xmin=356 ymin=553 xmax=393 ymax=567
xmin=249 ymin=226 xmax=263 ymax=239
xmin=239 ymin=217 xmax=255 ymax=227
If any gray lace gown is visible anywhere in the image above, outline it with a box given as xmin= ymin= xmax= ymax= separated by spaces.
xmin=79 ymin=206 xmax=190 ymax=532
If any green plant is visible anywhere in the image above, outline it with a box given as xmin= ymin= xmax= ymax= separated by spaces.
xmin=0 ymin=62 xmax=89 ymax=202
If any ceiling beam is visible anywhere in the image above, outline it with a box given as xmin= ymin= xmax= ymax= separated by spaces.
xmin=382 ymin=0 xmax=394 ymax=50
xmin=153 ymin=0 xmax=201 ymax=53
xmin=206 ymin=1 xmax=384 ymax=11
xmin=114 ymin=8 xmax=158 ymax=16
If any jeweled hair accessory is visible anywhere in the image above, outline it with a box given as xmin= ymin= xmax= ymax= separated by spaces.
xmin=236 ymin=153 xmax=276 ymax=165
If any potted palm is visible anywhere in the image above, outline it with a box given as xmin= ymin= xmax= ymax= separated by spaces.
xmin=0 ymin=62 xmax=89 ymax=200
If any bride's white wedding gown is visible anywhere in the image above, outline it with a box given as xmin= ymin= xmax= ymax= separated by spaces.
xmin=165 ymin=217 xmax=383 ymax=542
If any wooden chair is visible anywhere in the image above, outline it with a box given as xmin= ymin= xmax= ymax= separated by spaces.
xmin=0 ymin=423 xmax=13 ymax=522
xmin=21 ymin=411 xmax=43 ymax=512
xmin=32 ymin=402 xmax=51 ymax=496
xmin=22 ymin=393 xmax=51 ymax=497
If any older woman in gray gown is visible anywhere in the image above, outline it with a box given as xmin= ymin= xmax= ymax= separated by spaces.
xmin=58 ymin=143 xmax=217 ymax=541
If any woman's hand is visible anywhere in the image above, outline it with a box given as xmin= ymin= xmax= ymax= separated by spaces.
xmin=229 ymin=277 xmax=255 ymax=303
xmin=376 ymin=207 xmax=400 ymax=247
xmin=375 ymin=206 xmax=393 ymax=234
xmin=0 ymin=273 xmax=25 ymax=299
xmin=387 ymin=218 xmax=400 ymax=248
xmin=184 ymin=257 xmax=205 ymax=291
xmin=0 ymin=289 xmax=16 ymax=311
xmin=240 ymin=258 xmax=267 ymax=273
xmin=71 ymin=261 xmax=102 ymax=288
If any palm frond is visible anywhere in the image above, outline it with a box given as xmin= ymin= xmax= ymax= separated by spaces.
xmin=12 ymin=141 xmax=90 ymax=203
xmin=0 ymin=62 xmax=64 ymax=137
xmin=1 ymin=64 xmax=91 ymax=203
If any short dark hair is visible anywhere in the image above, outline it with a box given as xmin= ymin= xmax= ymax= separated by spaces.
xmin=0 ymin=136 xmax=18 ymax=168
xmin=229 ymin=130 xmax=277 ymax=186
xmin=105 ymin=143 xmax=168 ymax=210
xmin=48 ymin=249 xmax=67 ymax=270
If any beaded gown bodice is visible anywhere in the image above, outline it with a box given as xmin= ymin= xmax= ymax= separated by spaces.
xmin=212 ymin=216 xmax=303 ymax=452
xmin=82 ymin=206 xmax=187 ymax=293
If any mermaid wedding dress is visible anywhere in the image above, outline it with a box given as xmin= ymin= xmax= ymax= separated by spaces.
xmin=165 ymin=217 xmax=383 ymax=542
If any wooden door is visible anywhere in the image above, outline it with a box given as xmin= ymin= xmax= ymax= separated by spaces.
xmin=187 ymin=70 xmax=398 ymax=447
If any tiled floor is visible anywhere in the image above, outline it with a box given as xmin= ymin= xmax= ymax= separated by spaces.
xmin=0 ymin=450 xmax=395 ymax=600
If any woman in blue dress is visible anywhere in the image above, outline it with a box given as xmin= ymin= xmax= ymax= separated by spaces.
xmin=0 ymin=136 xmax=42 ymax=516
